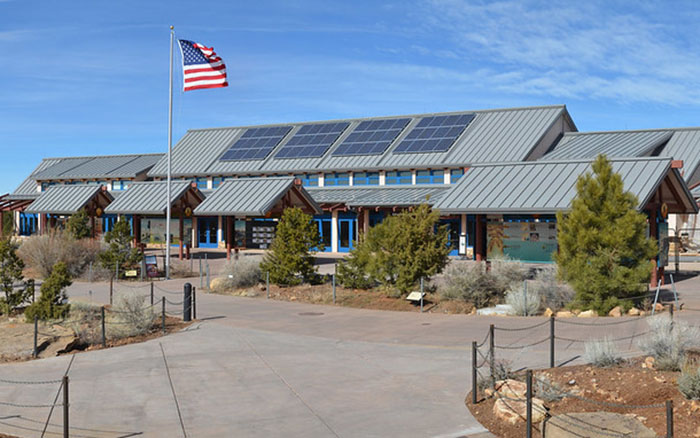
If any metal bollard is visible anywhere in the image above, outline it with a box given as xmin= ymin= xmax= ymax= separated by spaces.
xmin=183 ymin=283 xmax=192 ymax=322
xmin=526 ymin=370 xmax=533 ymax=438
xmin=420 ymin=277 xmax=424 ymax=313
xmin=489 ymin=324 xmax=495 ymax=388
xmin=523 ymin=280 xmax=528 ymax=316
xmin=33 ymin=316 xmax=38 ymax=358
xmin=332 ymin=273 xmax=336 ymax=304
xmin=150 ymin=282 xmax=154 ymax=306
xmin=192 ymin=286 xmax=196 ymax=320
xmin=471 ymin=341 xmax=478 ymax=404
xmin=550 ymin=316 xmax=556 ymax=368
xmin=63 ymin=375 xmax=69 ymax=438
xmin=666 ymin=400 xmax=674 ymax=438
xmin=109 ymin=276 xmax=113 ymax=305
xmin=162 ymin=297 xmax=166 ymax=335
xmin=101 ymin=306 xmax=106 ymax=347
xmin=266 ymin=271 xmax=270 ymax=299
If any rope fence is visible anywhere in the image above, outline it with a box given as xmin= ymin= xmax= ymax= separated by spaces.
xmin=0 ymin=375 xmax=69 ymax=438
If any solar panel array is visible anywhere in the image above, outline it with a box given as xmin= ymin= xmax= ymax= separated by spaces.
xmin=274 ymin=122 xmax=350 ymax=159
xmin=220 ymin=126 xmax=292 ymax=161
xmin=332 ymin=118 xmax=411 ymax=156
xmin=393 ymin=114 xmax=475 ymax=154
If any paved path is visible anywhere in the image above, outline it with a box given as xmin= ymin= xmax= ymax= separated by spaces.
xmin=2 ymin=274 xmax=700 ymax=438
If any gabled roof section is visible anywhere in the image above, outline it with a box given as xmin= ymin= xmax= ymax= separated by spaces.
xmin=33 ymin=154 xmax=163 ymax=181
xmin=104 ymin=181 xmax=202 ymax=215
xmin=8 ymin=158 xmax=62 ymax=200
xmin=660 ymin=129 xmax=700 ymax=184
xmin=194 ymin=177 xmax=320 ymax=216
xmin=306 ymin=185 xmax=450 ymax=207
xmin=25 ymin=185 xmax=113 ymax=215
xmin=148 ymin=105 xmax=571 ymax=177
xmin=543 ymin=130 xmax=672 ymax=160
xmin=435 ymin=157 xmax=697 ymax=215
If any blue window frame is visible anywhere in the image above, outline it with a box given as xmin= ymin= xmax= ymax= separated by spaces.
xmin=313 ymin=215 xmax=332 ymax=252
xmin=212 ymin=177 xmax=226 ymax=189
xmin=19 ymin=213 xmax=37 ymax=236
xmin=324 ymin=172 xmax=349 ymax=186
xmin=194 ymin=177 xmax=208 ymax=190
xmin=385 ymin=171 xmax=412 ymax=185
xmin=353 ymin=172 xmax=379 ymax=186
xmin=450 ymin=169 xmax=464 ymax=184
xmin=112 ymin=180 xmax=130 ymax=191
xmin=416 ymin=170 xmax=444 ymax=184
xmin=294 ymin=174 xmax=319 ymax=187
xmin=40 ymin=182 xmax=57 ymax=191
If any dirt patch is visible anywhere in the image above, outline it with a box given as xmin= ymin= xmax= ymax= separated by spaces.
xmin=0 ymin=434 xmax=19 ymax=438
xmin=213 ymin=282 xmax=476 ymax=314
xmin=467 ymin=358 xmax=700 ymax=438
xmin=0 ymin=316 xmax=190 ymax=363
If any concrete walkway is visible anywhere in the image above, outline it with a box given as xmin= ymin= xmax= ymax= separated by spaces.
xmin=2 ymin=274 xmax=700 ymax=437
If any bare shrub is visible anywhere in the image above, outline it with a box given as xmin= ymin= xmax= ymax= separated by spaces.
xmin=169 ymin=259 xmax=196 ymax=279
xmin=214 ymin=256 xmax=262 ymax=291
xmin=584 ymin=337 xmax=622 ymax=367
xmin=68 ymin=302 xmax=102 ymax=345
xmin=18 ymin=232 xmax=101 ymax=278
xmin=505 ymin=284 xmax=541 ymax=316
xmin=108 ymin=291 xmax=156 ymax=339
xmin=679 ymin=365 xmax=700 ymax=400
xmin=535 ymin=375 xmax=565 ymax=402
xmin=440 ymin=260 xmax=527 ymax=309
xmin=637 ymin=315 xmax=700 ymax=371
xmin=530 ymin=266 xmax=575 ymax=311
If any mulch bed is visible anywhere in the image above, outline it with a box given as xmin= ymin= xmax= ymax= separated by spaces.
xmin=467 ymin=358 xmax=700 ymax=438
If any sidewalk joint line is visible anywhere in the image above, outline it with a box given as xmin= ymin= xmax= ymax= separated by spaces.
xmin=160 ymin=342 xmax=188 ymax=438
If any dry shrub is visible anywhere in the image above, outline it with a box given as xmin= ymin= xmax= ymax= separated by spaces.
xmin=214 ymin=256 xmax=262 ymax=291
xmin=530 ymin=266 xmax=575 ymax=311
xmin=584 ymin=337 xmax=622 ymax=367
xmin=439 ymin=260 xmax=527 ymax=308
xmin=679 ymin=365 xmax=700 ymax=400
xmin=169 ymin=258 xmax=196 ymax=279
xmin=18 ymin=232 xmax=102 ymax=278
xmin=107 ymin=291 xmax=156 ymax=339
xmin=68 ymin=302 xmax=103 ymax=345
xmin=638 ymin=315 xmax=700 ymax=371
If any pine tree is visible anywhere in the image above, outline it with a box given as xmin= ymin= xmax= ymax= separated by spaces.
xmin=98 ymin=218 xmax=142 ymax=275
xmin=25 ymin=262 xmax=71 ymax=321
xmin=66 ymin=209 xmax=91 ymax=240
xmin=0 ymin=238 xmax=30 ymax=314
xmin=260 ymin=207 xmax=322 ymax=286
xmin=555 ymin=154 xmax=657 ymax=314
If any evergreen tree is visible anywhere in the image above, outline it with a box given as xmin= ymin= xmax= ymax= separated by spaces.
xmin=1 ymin=212 xmax=13 ymax=236
xmin=260 ymin=207 xmax=322 ymax=286
xmin=338 ymin=204 xmax=450 ymax=294
xmin=25 ymin=262 xmax=71 ymax=321
xmin=98 ymin=218 xmax=142 ymax=275
xmin=555 ymin=154 xmax=657 ymax=314
xmin=0 ymin=238 xmax=30 ymax=314
xmin=66 ymin=209 xmax=91 ymax=240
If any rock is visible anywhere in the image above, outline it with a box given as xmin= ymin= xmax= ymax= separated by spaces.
xmin=493 ymin=396 xmax=546 ymax=425
xmin=290 ymin=296 xmax=297 ymax=301
xmin=209 ymin=277 xmax=226 ymax=291
xmin=639 ymin=310 xmax=646 ymax=316
xmin=654 ymin=302 xmax=664 ymax=312
xmin=258 ymin=284 xmax=266 ymax=291
xmin=494 ymin=379 xmax=527 ymax=399
xmin=642 ymin=356 xmax=655 ymax=370
xmin=543 ymin=412 xmax=656 ymax=438
xmin=578 ymin=310 xmax=597 ymax=318
xmin=694 ymin=425 xmax=700 ymax=438
xmin=469 ymin=307 xmax=477 ymax=315
xmin=653 ymin=376 xmax=666 ymax=383
xmin=628 ymin=307 xmax=641 ymax=316
xmin=477 ymin=304 xmax=514 ymax=316
xmin=567 ymin=379 xmax=576 ymax=386
xmin=544 ymin=308 xmax=553 ymax=317
xmin=483 ymin=387 xmax=495 ymax=397
xmin=608 ymin=306 xmax=622 ymax=317
xmin=556 ymin=310 xmax=574 ymax=318
xmin=690 ymin=400 xmax=700 ymax=413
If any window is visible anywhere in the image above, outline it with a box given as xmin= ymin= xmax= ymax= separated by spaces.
xmin=385 ymin=171 xmax=412 ymax=185
xmin=193 ymin=177 xmax=208 ymax=190
xmin=40 ymin=182 xmax=57 ymax=191
xmin=416 ymin=170 xmax=444 ymax=184
xmin=323 ymin=172 xmax=349 ymax=186
xmin=352 ymin=172 xmax=379 ymax=186
xmin=112 ymin=180 xmax=128 ymax=191
xmin=450 ymin=169 xmax=464 ymax=184
xmin=212 ymin=177 xmax=226 ymax=189
xmin=294 ymin=174 xmax=319 ymax=187
xmin=19 ymin=213 xmax=37 ymax=236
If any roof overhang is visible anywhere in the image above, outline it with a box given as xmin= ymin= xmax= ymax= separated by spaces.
xmin=104 ymin=181 xmax=204 ymax=216
xmin=25 ymin=185 xmax=114 ymax=215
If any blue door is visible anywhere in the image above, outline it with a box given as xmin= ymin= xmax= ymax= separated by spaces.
xmin=314 ymin=215 xmax=332 ymax=252
xmin=198 ymin=217 xmax=218 ymax=248
xmin=338 ymin=217 xmax=357 ymax=252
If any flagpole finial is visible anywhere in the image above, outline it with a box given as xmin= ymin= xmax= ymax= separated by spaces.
xmin=170 ymin=25 xmax=174 ymax=30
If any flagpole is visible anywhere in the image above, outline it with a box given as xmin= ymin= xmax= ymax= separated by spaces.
xmin=165 ymin=25 xmax=174 ymax=279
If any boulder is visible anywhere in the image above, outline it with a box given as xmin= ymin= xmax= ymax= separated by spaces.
xmin=542 ymin=412 xmax=655 ymax=437
xmin=654 ymin=302 xmax=664 ymax=312
xmin=493 ymin=396 xmax=546 ymax=425
xmin=628 ymin=307 xmax=641 ymax=316
xmin=642 ymin=356 xmax=655 ymax=370
xmin=209 ymin=277 xmax=227 ymax=291
xmin=494 ymin=379 xmax=526 ymax=399
xmin=608 ymin=306 xmax=622 ymax=317
xmin=578 ymin=310 xmax=597 ymax=318
xmin=544 ymin=308 xmax=554 ymax=317
xmin=556 ymin=310 xmax=574 ymax=318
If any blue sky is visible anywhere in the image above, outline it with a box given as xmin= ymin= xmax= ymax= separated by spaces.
xmin=2 ymin=0 xmax=700 ymax=193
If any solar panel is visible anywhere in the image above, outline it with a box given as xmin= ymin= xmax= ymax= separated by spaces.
xmin=331 ymin=118 xmax=411 ymax=156
xmin=274 ymin=122 xmax=350 ymax=159
xmin=220 ymin=126 xmax=292 ymax=161
xmin=393 ymin=114 xmax=475 ymax=154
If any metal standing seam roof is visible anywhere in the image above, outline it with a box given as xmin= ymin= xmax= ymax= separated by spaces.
xmin=543 ymin=130 xmax=673 ymax=160
xmin=32 ymin=154 xmax=163 ymax=181
xmin=194 ymin=177 xmax=320 ymax=216
xmin=8 ymin=158 xmax=62 ymax=199
xmin=306 ymin=185 xmax=450 ymax=207
xmin=434 ymin=157 xmax=678 ymax=214
xmin=104 ymin=181 xmax=193 ymax=215
xmin=659 ymin=129 xmax=700 ymax=183
xmin=25 ymin=185 xmax=111 ymax=215
xmin=147 ymin=105 xmax=571 ymax=178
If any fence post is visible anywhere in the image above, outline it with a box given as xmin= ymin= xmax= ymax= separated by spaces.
xmin=62 ymin=375 xmax=69 ymax=438
xmin=140 ymin=259 xmax=145 ymax=281
xmin=489 ymin=324 xmax=495 ymax=388
xmin=30 ymin=279 xmax=35 ymax=303
xmin=150 ymin=282 xmax=154 ymax=306
xmin=89 ymin=262 xmax=93 ymax=283
xmin=162 ymin=297 xmax=166 ymax=335
xmin=550 ymin=316 xmax=555 ymax=368
xmin=192 ymin=286 xmax=196 ymax=320
xmin=101 ymin=306 xmax=106 ymax=348
xmin=670 ymin=274 xmax=679 ymax=312
xmin=33 ymin=316 xmax=38 ymax=358
xmin=206 ymin=263 xmax=210 ymax=290
xmin=523 ymin=280 xmax=528 ymax=316
xmin=420 ymin=277 xmax=424 ymax=313
xmin=526 ymin=369 xmax=533 ymax=438
xmin=266 ymin=271 xmax=270 ymax=299
xmin=109 ymin=276 xmax=113 ymax=306
xmin=183 ymin=283 xmax=192 ymax=322
xmin=332 ymin=273 xmax=336 ymax=304
xmin=666 ymin=399 xmax=674 ymax=438
xmin=471 ymin=341 xmax=478 ymax=404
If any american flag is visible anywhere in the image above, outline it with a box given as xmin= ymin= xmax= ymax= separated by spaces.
xmin=178 ymin=39 xmax=228 ymax=91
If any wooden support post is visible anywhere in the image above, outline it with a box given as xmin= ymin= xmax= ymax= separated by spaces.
xmin=226 ymin=216 xmax=232 ymax=260
xmin=475 ymin=215 xmax=486 ymax=261
xmin=178 ymin=211 xmax=184 ymax=260
xmin=91 ymin=214 xmax=96 ymax=239
xmin=650 ymin=210 xmax=659 ymax=287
